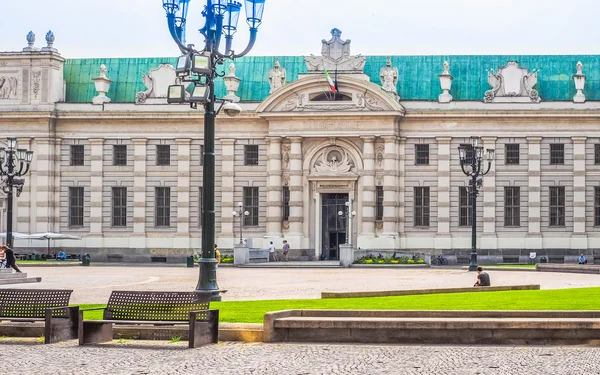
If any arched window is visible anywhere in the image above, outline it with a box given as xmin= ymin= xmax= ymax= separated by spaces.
xmin=309 ymin=92 xmax=352 ymax=102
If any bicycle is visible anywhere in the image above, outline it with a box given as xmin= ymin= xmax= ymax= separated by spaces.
xmin=430 ymin=255 xmax=448 ymax=266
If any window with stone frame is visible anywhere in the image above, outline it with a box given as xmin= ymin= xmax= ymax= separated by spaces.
xmin=505 ymin=143 xmax=520 ymax=165
xmin=112 ymin=145 xmax=127 ymax=166
xmin=243 ymin=187 xmax=259 ymax=226
xmin=282 ymin=186 xmax=290 ymax=221
xmin=595 ymin=187 xmax=600 ymax=227
xmin=504 ymin=187 xmax=521 ymax=227
xmin=156 ymin=145 xmax=171 ymax=166
xmin=111 ymin=187 xmax=127 ymax=227
xmin=155 ymin=187 xmax=171 ymax=227
xmin=375 ymin=186 xmax=384 ymax=221
xmin=550 ymin=143 xmax=564 ymax=165
xmin=549 ymin=186 xmax=565 ymax=226
xmin=244 ymin=145 xmax=259 ymax=165
xmin=459 ymin=187 xmax=472 ymax=227
xmin=68 ymin=187 xmax=84 ymax=227
xmin=414 ymin=186 xmax=430 ymax=227
xmin=595 ymin=144 xmax=600 ymax=165
xmin=70 ymin=145 xmax=84 ymax=166
xmin=414 ymin=144 xmax=430 ymax=165
xmin=198 ymin=187 xmax=203 ymax=227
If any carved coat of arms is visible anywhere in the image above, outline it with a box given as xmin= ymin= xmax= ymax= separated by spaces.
xmin=484 ymin=61 xmax=540 ymax=103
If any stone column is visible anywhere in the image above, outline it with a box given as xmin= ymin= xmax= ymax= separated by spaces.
xmin=572 ymin=136 xmax=587 ymax=248
xmin=481 ymin=136 xmax=497 ymax=249
xmin=176 ymin=139 xmax=191 ymax=243
xmin=382 ymin=136 xmax=398 ymax=239
xmin=435 ymin=137 xmax=451 ymax=249
xmin=526 ymin=137 xmax=542 ymax=249
xmin=89 ymin=139 xmax=104 ymax=237
xmin=360 ymin=136 xmax=376 ymax=241
xmin=16 ymin=137 xmax=32 ymax=235
xmin=288 ymin=137 xmax=304 ymax=241
xmin=265 ymin=137 xmax=282 ymax=240
xmin=132 ymin=138 xmax=147 ymax=245
xmin=397 ymin=138 xmax=407 ymax=242
xmin=219 ymin=139 xmax=236 ymax=240
xmin=33 ymin=137 xmax=55 ymax=233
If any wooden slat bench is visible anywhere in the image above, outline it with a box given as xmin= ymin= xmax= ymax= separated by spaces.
xmin=79 ymin=291 xmax=219 ymax=348
xmin=0 ymin=289 xmax=78 ymax=343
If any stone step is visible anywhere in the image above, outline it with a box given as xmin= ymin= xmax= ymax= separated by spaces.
xmin=0 ymin=272 xmax=28 ymax=279
xmin=0 ymin=277 xmax=41 ymax=285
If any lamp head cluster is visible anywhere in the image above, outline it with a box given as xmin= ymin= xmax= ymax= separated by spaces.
xmin=458 ymin=136 xmax=495 ymax=179
xmin=0 ymin=137 xmax=34 ymax=197
xmin=232 ymin=201 xmax=249 ymax=217
xmin=164 ymin=0 xmax=266 ymax=109
xmin=338 ymin=202 xmax=357 ymax=218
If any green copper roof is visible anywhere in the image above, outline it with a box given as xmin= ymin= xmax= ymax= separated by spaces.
xmin=64 ymin=55 xmax=600 ymax=103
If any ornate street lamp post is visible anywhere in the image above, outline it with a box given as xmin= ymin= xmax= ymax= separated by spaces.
xmin=338 ymin=201 xmax=356 ymax=244
xmin=0 ymin=137 xmax=34 ymax=248
xmin=458 ymin=137 xmax=495 ymax=271
xmin=162 ymin=0 xmax=266 ymax=301
xmin=232 ymin=201 xmax=249 ymax=245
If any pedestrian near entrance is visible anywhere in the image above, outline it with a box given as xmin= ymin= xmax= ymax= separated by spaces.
xmin=474 ymin=266 xmax=490 ymax=287
xmin=282 ymin=240 xmax=290 ymax=262
xmin=1 ymin=245 xmax=22 ymax=273
xmin=268 ymin=241 xmax=277 ymax=262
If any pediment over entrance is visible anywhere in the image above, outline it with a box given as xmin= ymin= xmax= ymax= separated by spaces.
xmin=256 ymin=75 xmax=405 ymax=114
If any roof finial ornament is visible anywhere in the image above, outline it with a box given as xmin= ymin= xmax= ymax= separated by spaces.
xmin=223 ymin=62 xmax=241 ymax=102
xmin=23 ymin=31 xmax=38 ymax=52
xmin=92 ymin=64 xmax=112 ymax=105
xmin=438 ymin=61 xmax=453 ymax=103
xmin=42 ymin=30 xmax=58 ymax=53
xmin=573 ymin=61 xmax=586 ymax=103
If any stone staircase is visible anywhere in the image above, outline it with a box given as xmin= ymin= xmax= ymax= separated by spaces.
xmin=0 ymin=268 xmax=42 ymax=285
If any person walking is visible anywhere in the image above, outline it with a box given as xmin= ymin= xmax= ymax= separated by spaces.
xmin=2 ymin=245 xmax=22 ymax=273
xmin=214 ymin=244 xmax=221 ymax=269
xmin=268 ymin=241 xmax=277 ymax=262
xmin=282 ymin=240 xmax=290 ymax=262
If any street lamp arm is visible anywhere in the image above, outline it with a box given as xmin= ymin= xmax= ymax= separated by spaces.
xmin=231 ymin=28 xmax=258 ymax=58
xmin=482 ymin=161 xmax=492 ymax=176
xmin=459 ymin=162 xmax=471 ymax=177
xmin=166 ymin=14 xmax=191 ymax=54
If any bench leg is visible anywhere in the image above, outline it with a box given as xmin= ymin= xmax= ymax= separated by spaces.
xmin=45 ymin=307 xmax=79 ymax=344
xmin=189 ymin=310 xmax=219 ymax=348
xmin=79 ymin=321 xmax=113 ymax=345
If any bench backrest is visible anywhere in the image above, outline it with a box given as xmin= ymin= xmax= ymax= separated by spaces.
xmin=0 ymin=289 xmax=73 ymax=318
xmin=104 ymin=291 xmax=211 ymax=321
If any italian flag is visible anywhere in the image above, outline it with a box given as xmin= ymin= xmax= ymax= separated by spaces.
xmin=324 ymin=69 xmax=337 ymax=93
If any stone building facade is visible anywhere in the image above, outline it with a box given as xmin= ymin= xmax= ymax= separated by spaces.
xmin=1 ymin=29 xmax=600 ymax=263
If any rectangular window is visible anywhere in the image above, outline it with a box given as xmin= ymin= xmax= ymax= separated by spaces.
xmin=459 ymin=187 xmax=472 ymax=227
xmin=199 ymin=187 xmax=203 ymax=227
xmin=111 ymin=187 xmax=127 ymax=227
xmin=243 ymin=187 xmax=259 ymax=226
xmin=200 ymin=145 xmax=204 ymax=166
xmin=156 ymin=145 xmax=171 ymax=166
xmin=375 ymin=186 xmax=384 ymax=221
xmin=549 ymin=186 xmax=565 ymax=226
xmin=504 ymin=187 xmax=521 ymax=227
xmin=505 ymin=143 xmax=520 ymax=165
xmin=550 ymin=143 xmax=564 ymax=165
xmin=595 ymin=187 xmax=600 ymax=226
xmin=70 ymin=145 xmax=84 ymax=166
xmin=282 ymin=186 xmax=290 ymax=221
xmin=595 ymin=144 xmax=600 ymax=165
xmin=244 ymin=145 xmax=259 ymax=165
xmin=155 ymin=187 xmax=171 ymax=227
xmin=415 ymin=144 xmax=430 ymax=165
xmin=68 ymin=187 xmax=84 ymax=227
xmin=113 ymin=145 xmax=127 ymax=166
xmin=414 ymin=187 xmax=430 ymax=227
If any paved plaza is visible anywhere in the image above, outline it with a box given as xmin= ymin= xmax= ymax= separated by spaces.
xmin=3 ymin=265 xmax=600 ymax=304
xmin=0 ymin=340 xmax=598 ymax=375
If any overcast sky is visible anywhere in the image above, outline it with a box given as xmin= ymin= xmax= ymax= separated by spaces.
xmin=1 ymin=0 xmax=598 ymax=58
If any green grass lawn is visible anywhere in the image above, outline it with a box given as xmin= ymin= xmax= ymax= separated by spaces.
xmin=78 ymin=287 xmax=600 ymax=323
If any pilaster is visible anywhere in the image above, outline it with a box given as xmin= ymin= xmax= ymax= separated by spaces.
xmin=33 ymin=137 xmax=55 ymax=233
xmin=481 ymin=136 xmax=497 ymax=249
xmin=360 ymin=136 xmax=376 ymax=239
xmin=436 ymin=137 xmax=451 ymax=235
xmin=15 ymin=137 xmax=32 ymax=234
xmin=265 ymin=137 xmax=282 ymax=239
xmin=382 ymin=136 xmax=398 ymax=238
xmin=219 ymin=139 xmax=236 ymax=238
xmin=572 ymin=136 xmax=588 ymax=247
xmin=176 ymin=138 xmax=191 ymax=240
xmin=397 ymin=137 xmax=406 ymax=241
xmin=527 ymin=137 xmax=542 ymax=248
xmin=89 ymin=138 xmax=104 ymax=236
xmin=288 ymin=137 xmax=304 ymax=239
xmin=132 ymin=138 xmax=147 ymax=240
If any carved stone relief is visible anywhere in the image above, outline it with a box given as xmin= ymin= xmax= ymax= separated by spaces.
xmin=375 ymin=145 xmax=385 ymax=167
xmin=312 ymin=146 xmax=356 ymax=176
xmin=275 ymin=91 xmax=384 ymax=112
xmin=304 ymin=28 xmax=366 ymax=73
xmin=484 ymin=61 xmax=541 ymax=103
xmin=282 ymin=144 xmax=291 ymax=169
xmin=0 ymin=76 xmax=19 ymax=99
xmin=375 ymin=173 xmax=384 ymax=186
xmin=282 ymin=174 xmax=290 ymax=186
xmin=31 ymin=71 xmax=41 ymax=99
xmin=136 ymin=64 xmax=188 ymax=104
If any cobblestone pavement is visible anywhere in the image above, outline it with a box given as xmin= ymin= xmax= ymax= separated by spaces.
xmin=1 ymin=340 xmax=599 ymax=375
xmin=4 ymin=266 xmax=600 ymax=304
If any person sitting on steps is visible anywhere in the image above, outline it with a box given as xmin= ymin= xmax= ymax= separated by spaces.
xmin=579 ymin=254 xmax=588 ymax=264
xmin=473 ymin=266 xmax=490 ymax=287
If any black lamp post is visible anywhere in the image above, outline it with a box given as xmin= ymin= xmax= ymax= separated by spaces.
xmin=337 ymin=201 xmax=356 ymax=244
xmin=162 ymin=0 xmax=266 ymax=301
xmin=0 ymin=137 xmax=34 ymax=248
xmin=458 ymin=137 xmax=495 ymax=271
xmin=232 ymin=201 xmax=249 ymax=245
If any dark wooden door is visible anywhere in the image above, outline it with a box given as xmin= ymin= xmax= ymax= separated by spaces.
xmin=322 ymin=193 xmax=348 ymax=260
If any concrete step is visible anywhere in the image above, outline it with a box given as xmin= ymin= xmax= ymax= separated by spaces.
xmin=0 ymin=272 xmax=28 ymax=279
xmin=0 ymin=277 xmax=41 ymax=285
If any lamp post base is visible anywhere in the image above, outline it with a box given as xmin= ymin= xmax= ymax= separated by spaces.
xmin=468 ymin=251 xmax=478 ymax=272
xmin=195 ymin=258 xmax=222 ymax=301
